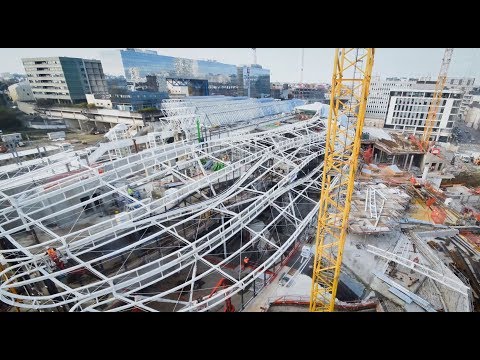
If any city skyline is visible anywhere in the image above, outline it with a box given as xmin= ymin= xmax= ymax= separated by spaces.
xmin=1 ymin=48 xmax=479 ymax=84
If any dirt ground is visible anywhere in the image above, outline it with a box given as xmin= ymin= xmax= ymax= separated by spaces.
xmin=68 ymin=133 xmax=104 ymax=145
xmin=12 ymin=131 xmax=104 ymax=152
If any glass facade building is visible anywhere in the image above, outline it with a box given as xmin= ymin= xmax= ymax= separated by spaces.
xmin=120 ymin=49 xmax=240 ymax=97
xmin=105 ymin=74 xmax=169 ymax=111
xmin=110 ymin=90 xmax=168 ymax=111
xmin=238 ymin=65 xmax=271 ymax=98
xmin=115 ymin=49 xmax=270 ymax=98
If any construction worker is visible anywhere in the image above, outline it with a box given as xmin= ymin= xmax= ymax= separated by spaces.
xmin=46 ymin=247 xmax=65 ymax=269
xmin=243 ymin=257 xmax=250 ymax=267
xmin=46 ymin=247 xmax=58 ymax=259
xmin=127 ymin=186 xmax=134 ymax=196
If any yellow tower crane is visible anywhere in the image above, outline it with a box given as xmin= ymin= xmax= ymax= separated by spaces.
xmin=310 ymin=48 xmax=375 ymax=312
xmin=421 ymin=48 xmax=454 ymax=150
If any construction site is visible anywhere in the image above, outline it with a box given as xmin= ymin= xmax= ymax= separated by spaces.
xmin=1 ymin=48 xmax=479 ymax=312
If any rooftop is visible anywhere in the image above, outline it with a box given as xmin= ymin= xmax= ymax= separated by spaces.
xmin=362 ymin=127 xmax=424 ymax=155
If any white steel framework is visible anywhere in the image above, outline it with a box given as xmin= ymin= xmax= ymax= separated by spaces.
xmin=0 ymin=115 xmax=326 ymax=312
xmin=1 ymin=97 xmax=304 ymax=194
xmin=367 ymin=244 xmax=469 ymax=296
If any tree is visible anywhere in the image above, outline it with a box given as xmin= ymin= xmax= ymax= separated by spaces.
xmin=0 ymin=107 xmax=22 ymax=130
xmin=138 ymin=107 xmax=159 ymax=113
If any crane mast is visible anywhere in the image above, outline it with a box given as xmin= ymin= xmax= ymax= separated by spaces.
xmin=421 ymin=48 xmax=454 ymax=149
xmin=310 ymin=48 xmax=375 ymax=312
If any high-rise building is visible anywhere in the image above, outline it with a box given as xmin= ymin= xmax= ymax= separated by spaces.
xmin=237 ymin=65 xmax=271 ymax=98
xmin=366 ymin=77 xmax=418 ymax=119
xmin=366 ymin=76 xmax=475 ymax=122
xmin=384 ymin=88 xmax=462 ymax=142
xmin=445 ymin=77 xmax=475 ymax=119
xmin=22 ymin=57 xmax=108 ymax=104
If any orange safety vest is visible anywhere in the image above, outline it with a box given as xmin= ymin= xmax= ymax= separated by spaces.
xmin=47 ymin=248 xmax=57 ymax=258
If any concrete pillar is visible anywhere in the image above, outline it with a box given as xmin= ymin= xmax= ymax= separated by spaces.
xmin=392 ymin=155 xmax=396 ymax=165
xmin=403 ymin=154 xmax=409 ymax=169
xmin=421 ymin=164 xmax=429 ymax=181
xmin=408 ymin=155 xmax=414 ymax=171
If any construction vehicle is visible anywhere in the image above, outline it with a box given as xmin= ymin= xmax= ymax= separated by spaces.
xmin=310 ymin=48 xmax=375 ymax=312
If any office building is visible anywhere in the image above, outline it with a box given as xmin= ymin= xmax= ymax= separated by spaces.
xmin=445 ymin=77 xmax=475 ymax=119
xmin=271 ymin=83 xmax=290 ymax=100
xmin=110 ymin=90 xmax=167 ymax=111
xmin=107 ymin=49 xmax=270 ymax=99
xmin=366 ymin=77 xmax=419 ymax=119
xmin=22 ymin=57 xmax=108 ymax=104
xmin=384 ymin=88 xmax=462 ymax=142
xmin=7 ymin=81 xmax=35 ymax=102
xmin=291 ymin=84 xmax=327 ymax=103
xmin=237 ymin=64 xmax=270 ymax=98
xmin=367 ymin=76 xmax=475 ymax=122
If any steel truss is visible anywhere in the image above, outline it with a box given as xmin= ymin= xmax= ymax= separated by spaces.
xmin=1 ymin=98 xmax=303 ymax=189
xmin=366 ymin=244 xmax=470 ymax=296
xmin=0 ymin=116 xmax=326 ymax=312
xmin=160 ymin=97 xmax=304 ymax=134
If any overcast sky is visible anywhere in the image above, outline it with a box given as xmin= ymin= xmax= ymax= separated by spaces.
xmin=1 ymin=48 xmax=479 ymax=83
